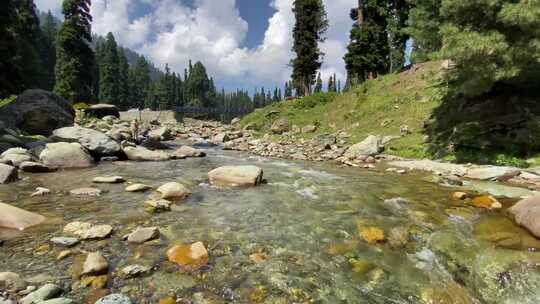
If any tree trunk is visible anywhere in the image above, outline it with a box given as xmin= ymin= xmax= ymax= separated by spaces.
xmin=303 ymin=81 xmax=310 ymax=97
xmin=357 ymin=0 xmax=364 ymax=26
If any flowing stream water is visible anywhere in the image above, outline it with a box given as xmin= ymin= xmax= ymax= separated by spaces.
xmin=2 ymin=143 xmax=540 ymax=303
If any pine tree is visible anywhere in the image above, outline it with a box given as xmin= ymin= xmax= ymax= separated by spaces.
xmin=327 ymin=75 xmax=334 ymax=92
xmin=406 ymin=0 xmax=442 ymax=63
xmin=14 ymin=0 xmax=46 ymax=89
xmin=98 ymin=32 xmax=119 ymax=104
xmin=39 ymin=11 xmax=58 ymax=90
xmin=54 ymin=0 xmax=94 ymax=102
xmin=0 ymin=0 xmax=22 ymax=97
xmin=291 ymin=0 xmax=329 ymax=96
xmin=344 ymin=0 xmax=390 ymax=84
xmin=314 ymin=73 xmax=323 ymax=93
xmin=387 ymin=0 xmax=410 ymax=72
xmin=130 ymin=56 xmax=152 ymax=109
xmin=185 ymin=61 xmax=211 ymax=107
xmin=117 ymin=48 xmax=130 ymax=109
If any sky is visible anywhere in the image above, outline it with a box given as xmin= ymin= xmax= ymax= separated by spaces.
xmin=35 ymin=0 xmax=355 ymax=92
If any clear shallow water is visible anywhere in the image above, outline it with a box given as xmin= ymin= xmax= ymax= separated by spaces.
xmin=2 ymin=146 xmax=540 ymax=303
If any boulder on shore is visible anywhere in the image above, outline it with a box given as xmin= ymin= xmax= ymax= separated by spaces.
xmin=271 ymin=118 xmax=291 ymax=134
xmin=39 ymin=142 xmax=94 ymax=168
xmin=83 ymin=104 xmax=119 ymax=119
xmin=0 ymin=90 xmax=74 ymax=136
xmin=0 ymin=163 xmax=18 ymax=184
xmin=208 ymin=165 xmax=264 ymax=187
xmin=52 ymin=126 xmax=121 ymax=157
xmin=508 ymin=194 xmax=540 ymax=238
xmin=344 ymin=135 xmax=385 ymax=158
xmin=0 ymin=202 xmax=45 ymax=230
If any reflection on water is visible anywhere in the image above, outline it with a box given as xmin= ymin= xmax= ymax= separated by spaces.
xmin=1 ymin=146 xmax=540 ymax=303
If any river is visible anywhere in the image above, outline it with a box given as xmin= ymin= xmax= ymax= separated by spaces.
xmin=1 ymin=142 xmax=540 ymax=303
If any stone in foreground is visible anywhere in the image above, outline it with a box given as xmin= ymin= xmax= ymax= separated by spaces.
xmin=93 ymin=176 xmax=125 ymax=184
xmin=69 ymin=187 xmax=102 ymax=197
xmin=20 ymin=284 xmax=61 ymax=304
xmin=208 ymin=165 xmax=264 ymax=187
xmin=156 ymin=182 xmax=191 ymax=200
xmin=0 ymin=272 xmax=27 ymax=292
xmin=39 ymin=142 xmax=94 ymax=169
xmin=82 ymin=252 xmax=109 ymax=276
xmin=0 ymin=164 xmax=18 ymax=184
xmin=125 ymin=184 xmax=152 ymax=192
xmin=0 ymin=202 xmax=45 ymax=230
xmin=126 ymin=227 xmax=160 ymax=244
xmin=167 ymin=241 xmax=209 ymax=271
xmin=63 ymin=222 xmax=113 ymax=240
xmin=95 ymin=294 xmax=132 ymax=304
xmin=508 ymin=194 xmax=540 ymax=238
xmin=171 ymin=146 xmax=206 ymax=159
xmin=344 ymin=135 xmax=385 ymax=158
xmin=19 ymin=161 xmax=56 ymax=173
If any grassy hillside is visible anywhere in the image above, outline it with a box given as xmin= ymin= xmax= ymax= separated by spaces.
xmin=241 ymin=61 xmax=444 ymax=159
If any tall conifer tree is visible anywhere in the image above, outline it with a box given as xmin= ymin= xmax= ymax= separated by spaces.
xmin=54 ymin=0 xmax=94 ymax=102
xmin=290 ymin=0 xmax=328 ymax=96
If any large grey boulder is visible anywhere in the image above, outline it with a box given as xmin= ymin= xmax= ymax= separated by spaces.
xmin=465 ymin=166 xmax=521 ymax=181
xmin=271 ymin=118 xmax=291 ymax=134
xmin=0 ymin=202 xmax=45 ymax=230
xmin=52 ymin=126 xmax=121 ymax=157
xmin=83 ymin=104 xmax=119 ymax=119
xmin=123 ymin=146 xmax=170 ymax=161
xmin=0 ymin=90 xmax=74 ymax=136
xmin=208 ymin=165 xmax=264 ymax=187
xmin=149 ymin=126 xmax=173 ymax=141
xmin=344 ymin=135 xmax=385 ymax=158
xmin=508 ymin=194 xmax=540 ymax=238
xmin=39 ymin=142 xmax=94 ymax=168
xmin=0 ymin=164 xmax=18 ymax=184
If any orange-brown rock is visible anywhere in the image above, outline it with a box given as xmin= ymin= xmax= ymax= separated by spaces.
xmin=472 ymin=195 xmax=502 ymax=209
xmin=358 ymin=226 xmax=386 ymax=244
xmin=166 ymin=241 xmax=209 ymax=271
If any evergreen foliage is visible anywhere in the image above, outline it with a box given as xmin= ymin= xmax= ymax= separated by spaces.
xmin=98 ymin=32 xmax=119 ymax=104
xmin=290 ymin=0 xmax=328 ymax=96
xmin=54 ymin=0 xmax=94 ymax=102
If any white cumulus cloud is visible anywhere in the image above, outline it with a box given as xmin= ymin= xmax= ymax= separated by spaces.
xmin=35 ymin=0 xmax=355 ymax=91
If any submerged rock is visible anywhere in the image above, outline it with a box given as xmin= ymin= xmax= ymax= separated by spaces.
xmin=50 ymin=237 xmax=79 ymax=247
xmin=0 ymin=202 xmax=45 ymax=230
xmin=471 ymin=195 xmax=502 ymax=210
xmin=0 ymin=164 xmax=18 ymax=184
xmin=39 ymin=142 xmax=94 ymax=169
xmin=208 ymin=165 xmax=264 ymax=187
xmin=144 ymin=199 xmax=172 ymax=213
xmin=95 ymin=293 xmax=132 ymax=304
xmin=121 ymin=265 xmax=151 ymax=278
xmin=167 ymin=241 xmax=209 ymax=271
xmin=0 ymin=272 xmax=27 ymax=292
xmin=20 ymin=283 xmax=62 ymax=304
xmin=171 ymin=146 xmax=206 ymax=159
xmin=465 ymin=166 xmax=520 ymax=181
xmin=63 ymin=222 xmax=113 ymax=240
xmin=126 ymin=227 xmax=160 ymax=244
xmin=69 ymin=187 xmax=102 ymax=197
xmin=358 ymin=226 xmax=386 ymax=244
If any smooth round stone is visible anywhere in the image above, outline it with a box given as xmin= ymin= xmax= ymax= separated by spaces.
xmin=93 ymin=176 xmax=125 ymax=184
xmin=69 ymin=188 xmax=102 ymax=197
xmin=125 ymin=184 xmax=152 ymax=192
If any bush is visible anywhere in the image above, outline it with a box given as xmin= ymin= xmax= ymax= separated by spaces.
xmin=292 ymin=92 xmax=337 ymax=110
